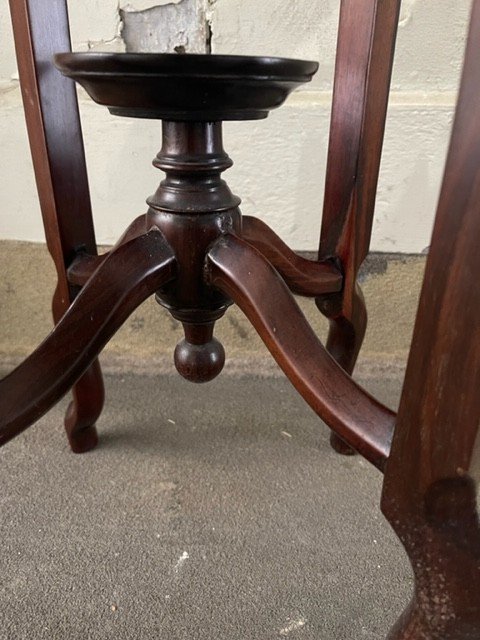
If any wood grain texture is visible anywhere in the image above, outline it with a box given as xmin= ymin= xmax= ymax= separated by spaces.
xmin=10 ymin=0 xmax=96 ymax=264
xmin=317 ymin=0 xmax=401 ymax=456
xmin=8 ymin=3 xmax=480 ymax=634
xmin=319 ymin=0 xmax=401 ymax=268
xmin=9 ymin=0 xmax=104 ymax=451
xmin=67 ymin=215 xmax=148 ymax=287
xmin=0 ymin=230 xmax=176 ymax=448
xmin=207 ymin=234 xmax=395 ymax=471
xmin=242 ymin=215 xmax=343 ymax=297
xmin=382 ymin=1 xmax=480 ymax=635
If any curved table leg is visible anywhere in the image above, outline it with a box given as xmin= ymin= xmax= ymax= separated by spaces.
xmin=0 ymin=228 xmax=176 ymax=448
xmin=51 ymin=285 xmax=105 ymax=453
xmin=384 ymin=476 xmax=480 ymax=639
xmin=206 ymin=234 xmax=395 ymax=471
xmin=9 ymin=0 xmax=108 ymax=453
xmin=61 ymin=215 xmax=148 ymax=452
xmin=52 ymin=277 xmax=106 ymax=454
xmin=382 ymin=2 xmax=480 ymax=634
xmin=242 ymin=215 xmax=362 ymax=455
xmin=316 ymin=288 xmax=367 ymax=455
xmin=63 ymin=360 xmax=104 ymax=453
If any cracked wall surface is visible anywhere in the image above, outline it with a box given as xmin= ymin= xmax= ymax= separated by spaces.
xmin=120 ymin=0 xmax=207 ymax=53
xmin=0 ymin=0 xmax=472 ymax=253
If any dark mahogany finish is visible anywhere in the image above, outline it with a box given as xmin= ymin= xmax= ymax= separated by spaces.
xmin=9 ymin=0 xmax=105 ymax=453
xmin=4 ymin=0 xmax=480 ymax=637
xmin=148 ymin=120 xmax=241 ymax=382
xmin=67 ymin=214 xmax=148 ymax=286
xmin=242 ymin=215 xmax=343 ymax=297
xmin=317 ymin=0 xmax=402 ymax=454
xmin=381 ymin=2 xmax=480 ymax=635
xmin=54 ymin=52 xmax=318 ymax=121
xmin=206 ymin=234 xmax=395 ymax=471
xmin=0 ymin=230 xmax=175 ymax=448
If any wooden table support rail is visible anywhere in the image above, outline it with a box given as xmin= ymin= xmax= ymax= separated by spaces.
xmin=242 ymin=215 xmax=344 ymax=297
xmin=67 ymin=214 xmax=148 ymax=286
xmin=69 ymin=213 xmax=345 ymax=296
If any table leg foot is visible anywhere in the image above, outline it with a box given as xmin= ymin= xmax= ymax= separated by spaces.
xmin=64 ymin=360 xmax=104 ymax=453
xmin=316 ymin=286 xmax=367 ymax=456
xmin=0 ymin=229 xmax=176 ymax=448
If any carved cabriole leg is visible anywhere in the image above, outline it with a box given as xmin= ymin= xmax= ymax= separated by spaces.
xmin=317 ymin=0 xmax=401 ymax=455
xmin=206 ymin=233 xmax=395 ymax=471
xmin=58 ymin=216 xmax=148 ymax=451
xmin=50 ymin=287 xmax=104 ymax=453
xmin=316 ymin=285 xmax=367 ymax=455
xmin=384 ymin=479 xmax=480 ymax=640
xmin=382 ymin=2 xmax=480 ymax=636
xmin=63 ymin=361 xmax=104 ymax=453
xmin=382 ymin=433 xmax=480 ymax=639
xmin=0 ymin=230 xmax=176 ymax=448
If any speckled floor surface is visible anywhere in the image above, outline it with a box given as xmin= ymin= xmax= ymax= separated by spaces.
xmin=0 ymin=371 xmax=411 ymax=639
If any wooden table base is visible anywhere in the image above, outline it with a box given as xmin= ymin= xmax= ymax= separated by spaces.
xmin=4 ymin=1 xmax=480 ymax=636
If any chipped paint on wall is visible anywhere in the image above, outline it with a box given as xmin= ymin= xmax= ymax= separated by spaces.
xmin=120 ymin=0 xmax=184 ymax=10
xmin=399 ymin=0 xmax=419 ymax=27
xmin=120 ymin=0 xmax=207 ymax=53
xmin=0 ymin=0 xmax=472 ymax=251
xmin=85 ymin=34 xmax=125 ymax=53
xmin=205 ymin=0 xmax=218 ymax=23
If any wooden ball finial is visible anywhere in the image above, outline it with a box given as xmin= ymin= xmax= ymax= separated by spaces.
xmin=174 ymin=321 xmax=225 ymax=383
xmin=174 ymin=337 xmax=225 ymax=383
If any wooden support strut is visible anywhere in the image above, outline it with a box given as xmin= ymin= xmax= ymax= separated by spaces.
xmin=317 ymin=0 xmax=402 ymax=455
xmin=9 ymin=0 xmax=105 ymax=451
xmin=0 ymin=230 xmax=176 ymax=448
xmin=206 ymin=233 xmax=396 ymax=471
xmin=381 ymin=0 xmax=480 ymax=636
xmin=242 ymin=215 xmax=343 ymax=297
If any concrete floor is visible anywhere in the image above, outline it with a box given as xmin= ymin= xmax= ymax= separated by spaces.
xmin=0 ymin=371 xmax=412 ymax=639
